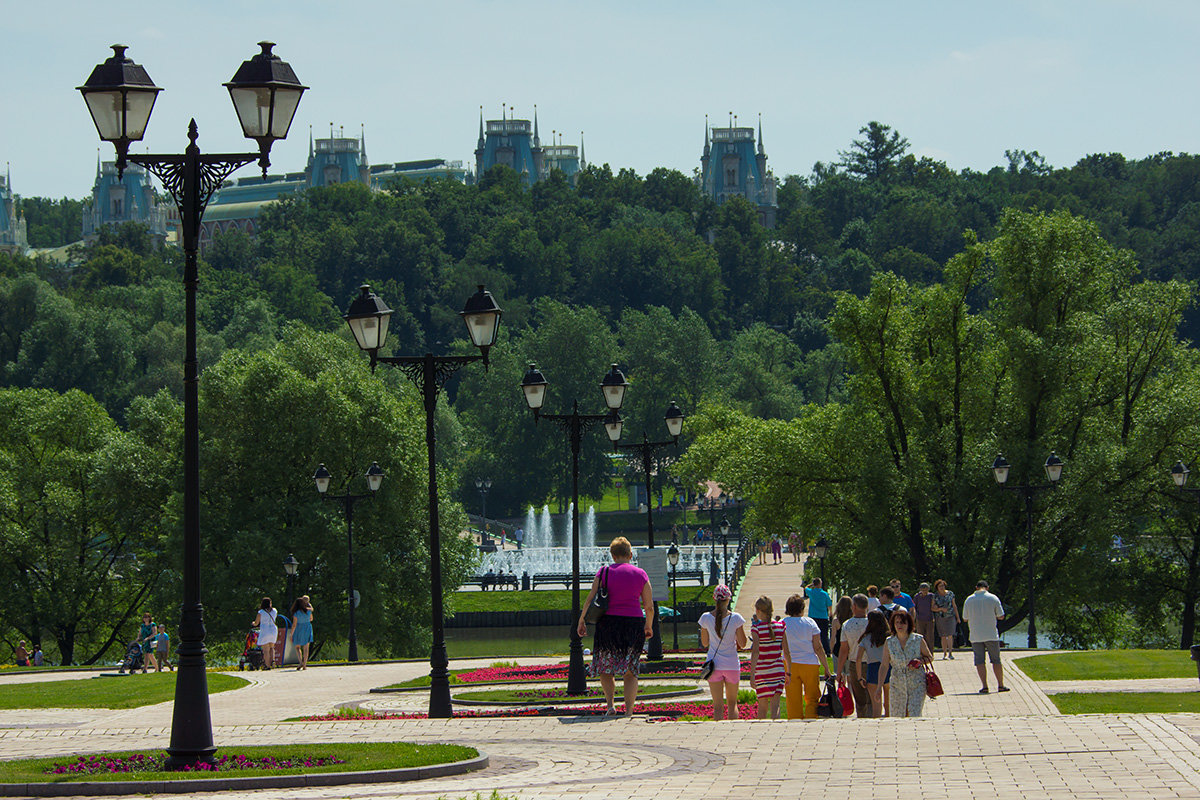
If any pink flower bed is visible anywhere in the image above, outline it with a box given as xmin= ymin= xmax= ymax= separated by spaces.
xmin=451 ymin=660 xmax=749 ymax=684
xmin=300 ymin=701 xmax=756 ymax=722
xmin=45 ymin=753 xmax=345 ymax=775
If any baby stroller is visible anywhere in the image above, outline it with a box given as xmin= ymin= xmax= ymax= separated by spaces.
xmin=238 ymin=628 xmax=264 ymax=671
xmin=117 ymin=640 xmax=144 ymax=674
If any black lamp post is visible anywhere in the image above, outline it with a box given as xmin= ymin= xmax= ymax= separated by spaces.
xmin=79 ymin=42 xmax=305 ymax=769
xmin=667 ymin=544 xmax=680 ymax=651
xmin=1171 ymin=462 xmax=1200 ymax=650
xmin=313 ymin=462 xmax=382 ymax=663
xmin=812 ymin=537 xmax=829 ymax=584
xmin=992 ymin=452 xmax=1064 ymax=649
xmin=282 ymin=554 xmax=300 ymax=612
xmin=475 ymin=477 xmax=492 ymax=532
xmin=343 ymin=284 xmax=501 ymax=717
xmin=520 ymin=363 xmax=626 ymax=694
xmin=614 ymin=401 xmax=684 ymax=661
xmin=720 ymin=516 xmax=732 ymax=586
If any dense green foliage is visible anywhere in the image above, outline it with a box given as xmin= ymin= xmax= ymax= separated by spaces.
xmin=5 ymin=121 xmax=1200 ymax=659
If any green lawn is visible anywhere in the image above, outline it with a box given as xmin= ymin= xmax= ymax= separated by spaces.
xmin=0 ymin=742 xmax=476 ymax=784
xmin=454 ymin=683 xmax=697 ymax=704
xmin=450 ymin=585 xmax=714 ymax=614
xmin=1016 ymin=650 xmax=1197 ymax=681
xmin=0 ymin=672 xmax=248 ymax=710
xmin=1050 ymin=691 xmax=1200 ymax=714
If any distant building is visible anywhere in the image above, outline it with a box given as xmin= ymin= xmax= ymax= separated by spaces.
xmin=0 ymin=166 xmax=29 ymax=255
xmin=81 ymin=158 xmax=177 ymax=244
xmin=199 ymin=126 xmax=468 ymax=250
xmin=474 ymin=107 xmax=585 ymax=186
xmin=698 ymin=115 xmax=777 ymax=227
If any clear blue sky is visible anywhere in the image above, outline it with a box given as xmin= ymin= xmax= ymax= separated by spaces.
xmin=6 ymin=0 xmax=1199 ymax=199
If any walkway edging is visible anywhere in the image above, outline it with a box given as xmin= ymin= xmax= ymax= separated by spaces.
xmin=0 ymin=751 xmax=488 ymax=797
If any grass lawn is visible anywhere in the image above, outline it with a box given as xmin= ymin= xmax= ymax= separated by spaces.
xmin=454 ymin=683 xmax=697 ymax=704
xmin=451 ymin=585 xmax=714 ymax=614
xmin=1016 ymin=650 xmax=1197 ymax=681
xmin=0 ymin=742 xmax=476 ymax=784
xmin=1050 ymin=691 xmax=1200 ymax=714
xmin=0 ymin=672 xmax=248 ymax=710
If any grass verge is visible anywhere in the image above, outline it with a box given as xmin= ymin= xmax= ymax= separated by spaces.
xmin=1049 ymin=691 xmax=1200 ymax=714
xmin=450 ymin=585 xmax=714 ymax=614
xmin=0 ymin=672 xmax=248 ymax=710
xmin=1016 ymin=650 xmax=1197 ymax=681
xmin=0 ymin=742 xmax=475 ymax=784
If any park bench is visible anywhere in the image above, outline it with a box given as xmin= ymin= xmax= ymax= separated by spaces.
xmin=465 ymin=574 xmax=519 ymax=590
xmin=530 ymin=573 xmax=575 ymax=589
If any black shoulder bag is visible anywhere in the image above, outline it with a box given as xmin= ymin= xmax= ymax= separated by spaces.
xmin=584 ymin=567 xmax=609 ymax=624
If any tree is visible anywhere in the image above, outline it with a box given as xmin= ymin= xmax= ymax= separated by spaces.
xmin=840 ymin=122 xmax=910 ymax=181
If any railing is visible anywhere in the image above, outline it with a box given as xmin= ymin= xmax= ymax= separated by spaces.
xmin=729 ymin=535 xmax=751 ymax=596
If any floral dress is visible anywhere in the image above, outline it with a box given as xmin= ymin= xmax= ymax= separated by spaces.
xmin=885 ymin=633 xmax=927 ymax=717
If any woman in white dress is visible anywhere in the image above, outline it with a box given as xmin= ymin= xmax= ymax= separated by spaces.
xmin=253 ymin=597 xmax=278 ymax=669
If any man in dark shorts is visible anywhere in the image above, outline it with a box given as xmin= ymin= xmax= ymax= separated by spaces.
xmin=962 ymin=580 xmax=1009 ymax=694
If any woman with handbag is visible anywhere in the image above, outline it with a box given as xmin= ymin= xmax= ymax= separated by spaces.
xmin=878 ymin=608 xmax=934 ymax=717
xmin=699 ymin=584 xmax=748 ymax=720
xmin=578 ymin=537 xmax=653 ymax=717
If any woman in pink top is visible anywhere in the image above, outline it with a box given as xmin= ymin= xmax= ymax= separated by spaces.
xmin=579 ymin=536 xmax=653 ymax=717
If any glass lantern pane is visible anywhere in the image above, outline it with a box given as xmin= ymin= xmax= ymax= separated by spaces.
xmin=523 ymin=383 xmax=546 ymax=410
xmin=84 ymin=91 xmax=127 ymax=141
xmin=123 ymin=89 xmax=158 ymax=139
xmin=349 ymin=315 xmax=381 ymax=351
xmin=602 ymin=384 xmax=626 ymax=410
xmin=464 ymin=311 xmax=499 ymax=348
xmin=228 ymin=86 xmax=272 ymax=138
xmin=269 ymin=87 xmax=303 ymax=138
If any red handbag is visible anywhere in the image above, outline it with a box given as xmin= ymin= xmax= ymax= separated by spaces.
xmin=837 ymin=676 xmax=854 ymax=715
xmin=925 ymin=664 xmax=944 ymax=699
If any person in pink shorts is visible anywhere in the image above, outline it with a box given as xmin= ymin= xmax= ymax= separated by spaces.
xmin=699 ymin=584 xmax=747 ymax=720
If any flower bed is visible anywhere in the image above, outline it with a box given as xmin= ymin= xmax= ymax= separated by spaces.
xmin=300 ymin=700 xmax=757 ymax=722
xmin=46 ymin=753 xmax=345 ymax=775
xmin=447 ymin=660 xmax=748 ymax=685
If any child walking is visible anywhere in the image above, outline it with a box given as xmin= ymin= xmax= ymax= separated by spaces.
xmin=749 ymin=596 xmax=789 ymax=719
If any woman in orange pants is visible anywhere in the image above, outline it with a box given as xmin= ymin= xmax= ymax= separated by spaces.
xmin=782 ymin=593 xmax=831 ymax=718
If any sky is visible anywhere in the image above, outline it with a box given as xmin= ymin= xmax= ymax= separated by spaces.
xmin=6 ymin=0 xmax=1200 ymax=199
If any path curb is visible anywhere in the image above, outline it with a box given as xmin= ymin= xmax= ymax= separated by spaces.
xmin=0 ymin=751 xmax=488 ymax=797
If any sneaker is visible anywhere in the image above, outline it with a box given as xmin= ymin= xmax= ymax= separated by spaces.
xmin=948 ymin=653 xmax=954 ymax=660
xmin=979 ymin=687 xmax=989 ymax=694
xmin=998 ymin=686 xmax=1010 ymax=693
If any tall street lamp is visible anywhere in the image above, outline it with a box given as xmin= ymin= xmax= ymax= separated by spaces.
xmin=1169 ymin=462 xmax=1200 ymax=649
xmin=520 ymin=363 xmax=626 ymax=694
xmin=667 ymin=544 xmax=680 ymax=651
xmin=313 ymin=462 xmax=383 ymax=662
xmin=813 ymin=537 xmax=829 ymax=584
xmin=720 ymin=516 xmax=732 ymax=586
xmin=992 ymin=452 xmax=1064 ymax=649
xmin=79 ymin=42 xmax=305 ymax=768
xmin=344 ymin=284 xmax=501 ymax=717
xmin=282 ymin=554 xmax=300 ymax=612
xmin=614 ymin=401 xmax=684 ymax=660
xmin=475 ymin=477 xmax=492 ymax=532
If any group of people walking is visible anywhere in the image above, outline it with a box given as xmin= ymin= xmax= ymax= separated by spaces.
xmin=252 ymin=595 xmax=315 ymax=670
xmin=578 ymin=536 xmax=1010 ymax=720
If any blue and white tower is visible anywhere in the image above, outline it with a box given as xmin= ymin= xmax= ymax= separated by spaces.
xmin=699 ymin=114 xmax=778 ymax=228
xmin=0 ymin=165 xmax=28 ymax=254
xmin=82 ymin=155 xmax=172 ymax=242
xmin=475 ymin=105 xmax=545 ymax=187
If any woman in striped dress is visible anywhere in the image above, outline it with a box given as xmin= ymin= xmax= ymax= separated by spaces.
xmin=749 ymin=596 xmax=789 ymax=720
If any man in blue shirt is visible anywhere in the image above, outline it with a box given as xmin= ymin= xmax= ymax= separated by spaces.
xmin=805 ymin=578 xmax=833 ymax=655
xmin=890 ymin=579 xmax=914 ymax=611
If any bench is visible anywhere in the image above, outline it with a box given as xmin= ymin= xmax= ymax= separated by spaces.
xmin=530 ymin=573 xmax=575 ymax=589
xmin=464 ymin=574 xmax=519 ymax=590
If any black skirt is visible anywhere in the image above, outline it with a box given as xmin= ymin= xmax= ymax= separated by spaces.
xmin=590 ymin=614 xmax=644 ymax=676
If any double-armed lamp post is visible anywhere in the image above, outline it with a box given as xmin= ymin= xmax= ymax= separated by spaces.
xmin=520 ymin=363 xmax=628 ymax=694
xmin=313 ymin=462 xmax=384 ymax=662
xmin=615 ymin=405 xmax=684 ymax=660
xmin=78 ymin=42 xmax=306 ymax=768
xmin=992 ymin=452 xmax=1064 ymax=649
xmin=342 ymin=284 xmax=501 ymax=718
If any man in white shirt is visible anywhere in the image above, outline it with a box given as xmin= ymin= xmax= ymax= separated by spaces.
xmin=836 ymin=594 xmax=873 ymax=717
xmin=962 ymin=580 xmax=1008 ymax=694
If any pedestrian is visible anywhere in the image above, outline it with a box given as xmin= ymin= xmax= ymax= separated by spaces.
xmin=878 ymin=608 xmax=934 ymax=717
xmin=830 ymin=595 xmax=853 ymax=660
xmin=877 ymin=587 xmax=899 ymax=621
xmin=913 ymin=582 xmax=936 ymax=645
xmin=889 ymin=579 xmax=915 ymax=611
xmin=154 ymin=624 xmax=173 ymax=672
xmin=14 ymin=640 xmax=28 ymax=668
xmin=788 ymin=532 xmax=801 ymax=563
xmin=865 ymin=585 xmax=881 ymax=612
xmin=32 ymin=646 xmax=43 ymax=667
xmin=699 ymin=584 xmax=747 ymax=721
xmin=757 ymin=536 xmax=769 ymax=565
xmin=932 ymin=579 xmax=961 ymax=658
xmin=770 ymin=535 xmax=782 ymax=564
xmin=804 ymin=578 xmax=833 ymax=655
xmin=138 ymin=613 xmax=158 ymax=673
xmin=290 ymin=596 xmax=314 ymax=670
xmin=853 ymin=610 xmax=889 ymax=718
xmin=782 ymin=593 xmax=831 ymax=720
xmin=836 ymin=594 xmax=873 ymax=718
xmin=514 ymin=526 xmax=524 ymax=550
xmin=578 ymin=537 xmax=653 ymax=717
xmin=962 ymin=580 xmax=1009 ymax=693
xmin=749 ymin=595 xmax=789 ymax=720
xmin=253 ymin=597 xmax=278 ymax=670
